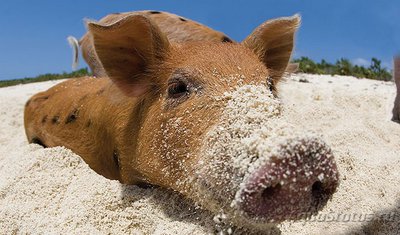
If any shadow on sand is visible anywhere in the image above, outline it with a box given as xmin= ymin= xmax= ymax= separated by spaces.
xmin=119 ymin=184 xmax=399 ymax=234
xmin=349 ymin=199 xmax=400 ymax=235
xmin=119 ymin=184 xmax=281 ymax=235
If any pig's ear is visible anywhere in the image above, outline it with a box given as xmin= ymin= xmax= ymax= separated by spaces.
xmin=242 ymin=15 xmax=300 ymax=81
xmin=88 ymin=15 xmax=170 ymax=96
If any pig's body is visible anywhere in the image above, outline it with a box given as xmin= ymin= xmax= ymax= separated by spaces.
xmin=25 ymin=12 xmax=339 ymax=228
xmin=25 ymin=77 xmax=141 ymax=182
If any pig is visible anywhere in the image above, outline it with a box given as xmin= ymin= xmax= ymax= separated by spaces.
xmin=24 ymin=12 xmax=339 ymax=228
xmin=392 ymin=56 xmax=400 ymax=123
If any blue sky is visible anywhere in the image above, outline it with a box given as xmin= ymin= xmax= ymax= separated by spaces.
xmin=0 ymin=0 xmax=399 ymax=80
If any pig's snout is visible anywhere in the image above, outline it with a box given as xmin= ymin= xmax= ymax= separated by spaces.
xmin=237 ymin=137 xmax=339 ymax=222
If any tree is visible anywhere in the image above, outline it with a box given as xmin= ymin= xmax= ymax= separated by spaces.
xmin=294 ymin=57 xmax=322 ymax=74
xmin=369 ymin=58 xmax=391 ymax=81
xmin=335 ymin=58 xmax=352 ymax=76
xmin=292 ymin=57 xmax=392 ymax=81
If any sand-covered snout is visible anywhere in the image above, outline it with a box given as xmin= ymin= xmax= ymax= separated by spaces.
xmin=190 ymin=84 xmax=339 ymax=226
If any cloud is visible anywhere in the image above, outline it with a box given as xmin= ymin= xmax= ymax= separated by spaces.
xmin=352 ymin=58 xmax=370 ymax=67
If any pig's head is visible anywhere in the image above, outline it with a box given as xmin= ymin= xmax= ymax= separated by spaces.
xmin=88 ymin=14 xmax=339 ymax=227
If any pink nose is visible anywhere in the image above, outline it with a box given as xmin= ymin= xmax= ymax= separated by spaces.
xmin=238 ymin=137 xmax=339 ymax=222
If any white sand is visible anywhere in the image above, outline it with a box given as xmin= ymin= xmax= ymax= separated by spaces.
xmin=0 ymin=74 xmax=399 ymax=234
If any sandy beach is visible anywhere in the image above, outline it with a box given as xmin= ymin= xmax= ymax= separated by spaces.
xmin=0 ymin=74 xmax=399 ymax=234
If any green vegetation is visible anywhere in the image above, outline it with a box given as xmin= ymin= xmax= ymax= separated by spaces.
xmin=293 ymin=57 xmax=392 ymax=81
xmin=0 ymin=68 xmax=91 ymax=88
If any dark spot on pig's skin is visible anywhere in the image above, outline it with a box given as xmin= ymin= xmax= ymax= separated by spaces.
xmin=111 ymin=12 xmax=121 ymax=15
xmin=42 ymin=115 xmax=48 ymax=124
xmin=66 ymin=109 xmax=79 ymax=124
xmin=86 ymin=119 xmax=92 ymax=127
xmin=149 ymin=11 xmax=161 ymax=14
xmin=51 ymin=116 xmax=60 ymax=124
xmin=179 ymin=17 xmax=187 ymax=22
xmin=222 ymin=36 xmax=233 ymax=43
xmin=113 ymin=150 xmax=120 ymax=169
xmin=31 ymin=137 xmax=47 ymax=148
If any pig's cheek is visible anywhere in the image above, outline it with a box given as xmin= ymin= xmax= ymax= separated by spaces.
xmin=182 ymin=128 xmax=238 ymax=212
xmin=141 ymin=113 xmax=197 ymax=183
xmin=193 ymin=158 xmax=238 ymax=199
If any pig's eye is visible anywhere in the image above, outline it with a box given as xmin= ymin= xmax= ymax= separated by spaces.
xmin=167 ymin=80 xmax=189 ymax=98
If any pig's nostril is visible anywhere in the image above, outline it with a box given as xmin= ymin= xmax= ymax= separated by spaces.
xmin=311 ymin=180 xmax=329 ymax=205
xmin=261 ymin=183 xmax=282 ymax=200
xmin=312 ymin=181 xmax=323 ymax=196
